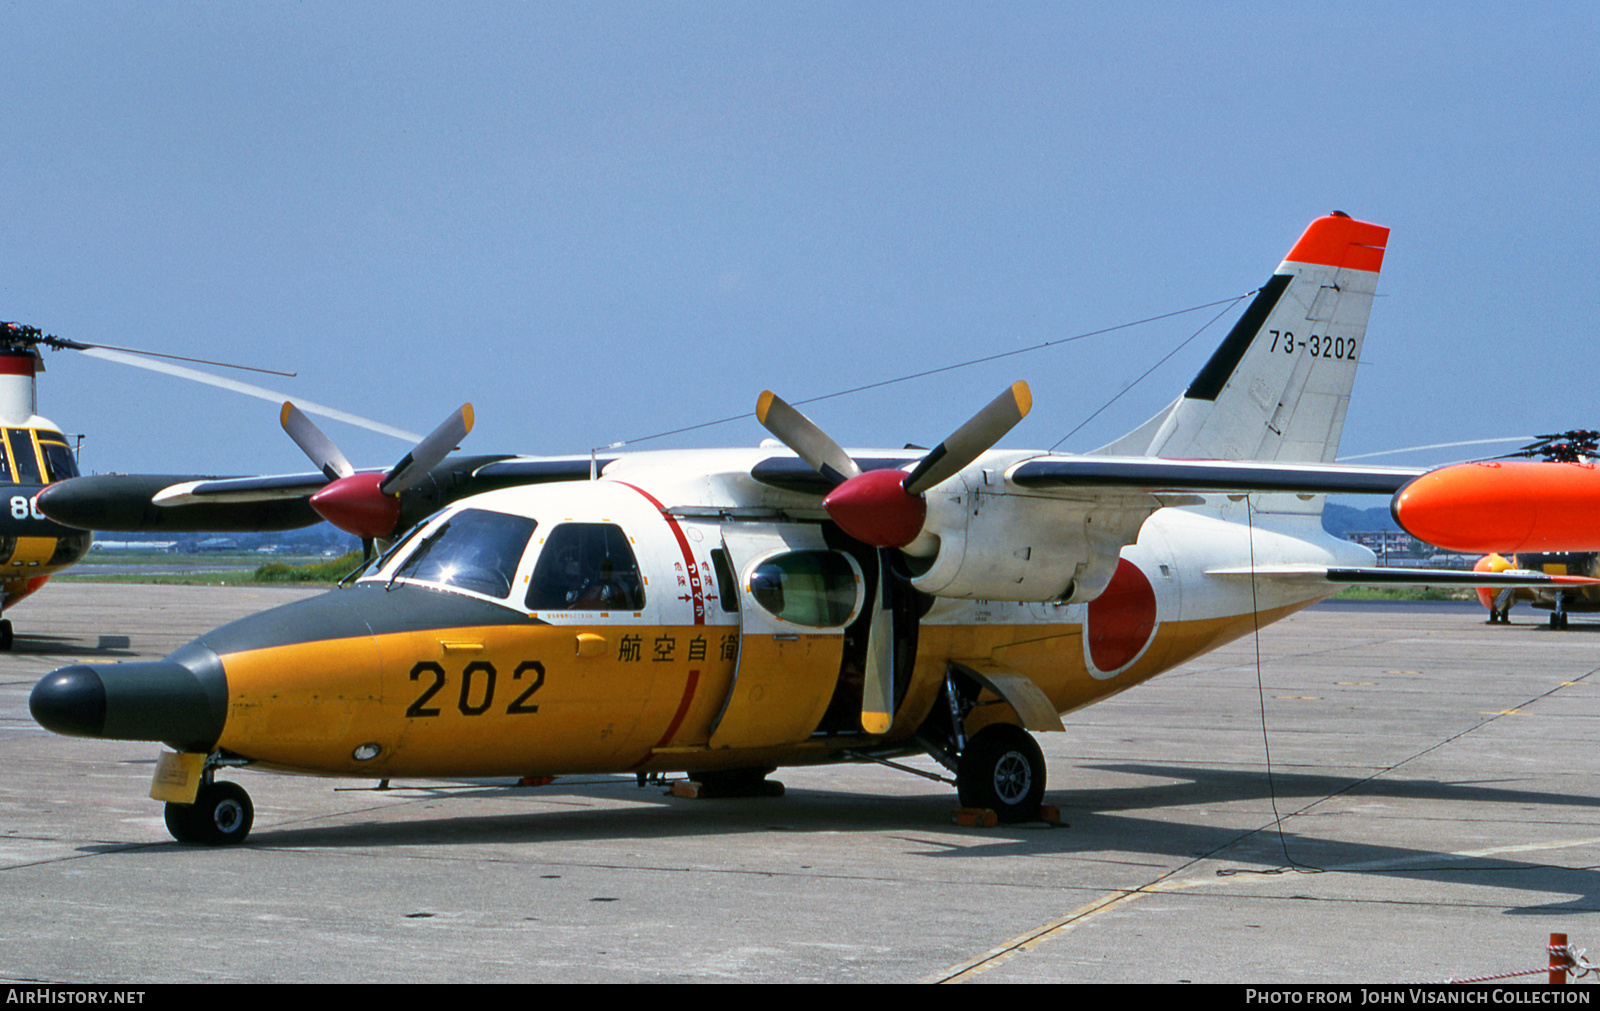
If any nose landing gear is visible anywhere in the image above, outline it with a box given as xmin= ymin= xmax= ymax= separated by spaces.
xmin=164 ymin=779 xmax=254 ymax=846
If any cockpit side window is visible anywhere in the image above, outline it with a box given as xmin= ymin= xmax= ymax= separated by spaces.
xmin=526 ymin=523 xmax=645 ymax=611
xmin=6 ymin=430 xmax=40 ymax=484
xmin=391 ymin=508 xmax=538 ymax=599
xmin=37 ymin=433 xmax=77 ymax=482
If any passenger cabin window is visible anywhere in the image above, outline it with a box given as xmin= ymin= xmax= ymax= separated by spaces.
xmin=391 ymin=508 xmax=537 ymax=599
xmin=526 ymin=523 xmax=645 ymax=611
xmin=748 ymin=550 xmax=860 ymax=628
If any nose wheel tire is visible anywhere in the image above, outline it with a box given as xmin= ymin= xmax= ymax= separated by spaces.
xmin=165 ymin=781 xmax=254 ymax=845
xmin=956 ymin=724 xmax=1046 ymax=823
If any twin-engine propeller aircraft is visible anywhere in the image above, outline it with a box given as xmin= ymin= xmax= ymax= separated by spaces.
xmin=30 ymin=213 xmax=1594 ymax=845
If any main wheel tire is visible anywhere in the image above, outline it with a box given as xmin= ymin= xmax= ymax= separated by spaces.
xmin=956 ymin=724 xmax=1046 ymax=823
xmin=0 ymin=619 xmax=13 ymax=650
xmin=164 ymin=781 xmax=254 ymax=845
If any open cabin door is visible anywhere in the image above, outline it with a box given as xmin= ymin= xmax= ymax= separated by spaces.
xmin=708 ymin=524 xmax=861 ymax=750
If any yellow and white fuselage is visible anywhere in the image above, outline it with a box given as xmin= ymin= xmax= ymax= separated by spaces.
xmin=40 ymin=450 xmax=1369 ymax=782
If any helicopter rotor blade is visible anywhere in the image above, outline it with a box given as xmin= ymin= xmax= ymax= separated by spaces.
xmin=77 ymin=347 xmax=423 ymax=443
xmin=279 ymin=402 xmax=355 ymax=481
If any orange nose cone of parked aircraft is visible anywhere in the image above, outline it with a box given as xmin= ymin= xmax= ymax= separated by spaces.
xmin=1392 ymin=461 xmax=1600 ymax=554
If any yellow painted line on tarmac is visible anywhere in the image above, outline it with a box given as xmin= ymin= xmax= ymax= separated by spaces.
xmin=924 ymin=835 xmax=1600 ymax=982
xmin=924 ymin=871 xmax=1249 ymax=983
xmin=923 ymin=889 xmax=1144 ymax=983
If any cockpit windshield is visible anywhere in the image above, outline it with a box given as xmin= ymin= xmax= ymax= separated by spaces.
xmin=6 ymin=430 xmax=40 ymax=484
xmin=388 ymin=508 xmax=538 ymax=600
xmin=0 ymin=429 xmax=79 ymax=484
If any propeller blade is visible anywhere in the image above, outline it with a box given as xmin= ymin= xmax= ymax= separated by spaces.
xmin=280 ymin=402 xmax=355 ymax=481
xmin=755 ymin=391 xmax=862 ymax=487
xmin=860 ymin=552 xmax=896 ymax=735
xmin=901 ymin=381 xmax=1032 ymax=496
xmin=379 ymin=404 xmax=475 ymax=496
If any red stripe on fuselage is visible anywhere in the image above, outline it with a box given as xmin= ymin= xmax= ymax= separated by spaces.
xmin=617 ymin=481 xmax=706 ymax=754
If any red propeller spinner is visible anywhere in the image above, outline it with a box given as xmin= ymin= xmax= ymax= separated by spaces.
xmin=755 ymin=382 xmax=1031 ymax=549
xmin=280 ymin=401 xmax=474 ymax=544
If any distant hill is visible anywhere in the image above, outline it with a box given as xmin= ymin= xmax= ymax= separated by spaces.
xmin=1322 ymin=502 xmax=1401 ymax=538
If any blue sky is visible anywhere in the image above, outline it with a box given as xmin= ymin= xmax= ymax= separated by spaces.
xmin=1 ymin=3 xmax=1594 ymax=479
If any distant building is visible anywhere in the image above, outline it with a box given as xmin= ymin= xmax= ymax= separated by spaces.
xmin=89 ymin=540 xmax=179 ymax=553
xmin=1345 ymin=531 xmax=1473 ymax=568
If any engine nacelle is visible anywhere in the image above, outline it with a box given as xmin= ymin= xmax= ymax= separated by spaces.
xmin=905 ymin=474 xmax=1157 ymax=603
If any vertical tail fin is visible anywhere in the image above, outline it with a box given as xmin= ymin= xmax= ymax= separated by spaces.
xmin=1096 ymin=212 xmax=1389 ymax=463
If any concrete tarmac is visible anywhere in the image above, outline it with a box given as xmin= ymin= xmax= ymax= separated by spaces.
xmin=3 ymin=584 xmax=1599 ymax=984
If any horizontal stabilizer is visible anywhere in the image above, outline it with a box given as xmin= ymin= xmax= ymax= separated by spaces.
xmin=1207 ymin=564 xmax=1600 ymax=588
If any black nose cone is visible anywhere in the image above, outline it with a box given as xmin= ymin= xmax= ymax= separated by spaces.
xmin=30 ymin=648 xmax=227 ymax=752
xmin=30 ymin=666 xmax=107 ymax=738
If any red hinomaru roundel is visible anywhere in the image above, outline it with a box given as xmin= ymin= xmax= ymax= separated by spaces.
xmin=1085 ymin=558 xmax=1158 ymax=675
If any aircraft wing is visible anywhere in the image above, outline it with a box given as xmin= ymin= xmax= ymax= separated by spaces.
xmin=146 ymin=458 xmax=603 ymax=507
xmin=35 ymin=454 xmax=593 ymax=534
xmin=36 ymin=473 xmax=325 ymax=533
xmin=1009 ymin=457 xmax=1424 ymax=495
xmin=150 ymin=472 xmax=360 ymax=506
xmin=1207 ymin=564 xmax=1600 ymax=587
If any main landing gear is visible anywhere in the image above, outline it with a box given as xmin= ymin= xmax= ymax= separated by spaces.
xmin=1549 ymin=592 xmax=1573 ymax=630
xmin=164 ymin=778 xmax=254 ymax=846
xmin=0 ymin=618 xmax=13 ymax=650
xmin=955 ymin=724 xmax=1046 ymax=823
xmin=914 ymin=664 xmax=1050 ymax=824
